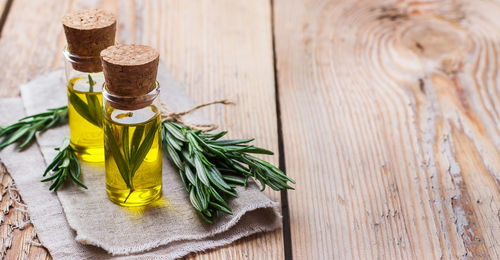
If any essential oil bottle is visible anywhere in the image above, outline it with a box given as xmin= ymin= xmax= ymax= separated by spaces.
xmin=62 ymin=9 xmax=116 ymax=162
xmin=101 ymin=44 xmax=162 ymax=206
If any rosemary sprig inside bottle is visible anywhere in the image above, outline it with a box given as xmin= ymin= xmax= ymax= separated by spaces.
xmin=104 ymin=113 xmax=161 ymax=204
xmin=0 ymin=106 xmax=68 ymax=150
xmin=68 ymin=74 xmax=103 ymax=128
xmin=163 ymin=121 xmax=295 ymax=223
xmin=41 ymin=137 xmax=87 ymax=191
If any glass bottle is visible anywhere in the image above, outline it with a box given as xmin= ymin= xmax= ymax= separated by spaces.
xmin=101 ymin=44 xmax=162 ymax=206
xmin=62 ymin=9 xmax=116 ymax=162
xmin=63 ymin=50 xmax=105 ymax=162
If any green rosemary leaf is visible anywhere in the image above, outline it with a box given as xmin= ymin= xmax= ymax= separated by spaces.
xmin=19 ymin=112 xmax=53 ymax=120
xmin=237 ymin=146 xmax=274 ymax=155
xmin=266 ymin=179 xmax=283 ymax=191
xmin=248 ymin=156 xmax=295 ymax=184
xmin=184 ymin=165 xmax=197 ymax=186
xmin=226 ymin=159 xmax=252 ymax=176
xmin=206 ymin=166 xmax=232 ymax=191
xmin=181 ymin=149 xmax=196 ymax=168
xmin=187 ymin=132 xmax=203 ymax=152
xmin=194 ymin=154 xmax=210 ymax=186
xmin=202 ymin=209 xmax=212 ymax=218
xmin=54 ymin=168 xmax=68 ymax=191
xmin=222 ymin=175 xmax=247 ymax=186
xmin=85 ymin=75 xmax=103 ymax=128
xmin=42 ymin=116 xmax=60 ymax=130
xmin=178 ymin=169 xmax=189 ymax=191
xmin=255 ymin=175 xmax=266 ymax=191
xmin=129 ymin=121 xmax=158 ymax=177
xmin=130 ymin=125 xmax=144 ymax=156
xmin=164 ymin=122 xmax=187 ymax=142
xmin=122 ymin=126 xmax=130 ymax=162
xmin=165 ymin=142 xmax=183 ymax=169
xmin=208 ymin=201 xmax=232 ymax=215
xmin=259 ymin=164 xmax=292 ymax=184
xmin=49 ymin=170 xmax=64 ymax=190
xmin=199 ymin=131 xmax=227 ymax=140
xmin=207 ymin=138 xmax=254 ymax=146
xmin=198 ymin=211 xmax=214 ymax=224
xmin=18 ymin=130 xmax=36 ymax=149
xmin=166 ymin=133 xmax=182 ymax=151
xmin=195 ymin=151 xmax=214 ymax=167
xmin=41 ymin=172 xmax=60 ymax=182
xmin=189 ymin=187 xmax=203 ymax=212
xmin=88 ymin=74 xmax=96 ymax=88
xmin=188 ymin=142 xmax=194 ymax=157
xmin=86 ymin=93 xmax=102 ymax=127
xmin=43 ymin=152 xmax=64 ymax=176
xmin=69 ymin=169 xmax=88 ymax=189
xmin=208 ymin=186 xmax=228 ymax=207
xmin=60 ymin=157 xmax=70 ymax=168
xmin=195 ymin=180 xmax=208 ymax=210
xmin=191 ymin=134 xmax=227 ymax=159
xmin=105 ymin=124 xmax=130 ymax=188
xmin=169 ymin=132 xmax=184 ymax=147
xmin=0 ymin=126 xmax=30 ymax=148
xmin=69 ymin=92 xmax=99 ymax=127
xmin=60 ymin=137 xmax=71 ymax=151
xmin=69 ymin=151 xmax=81 ymax=178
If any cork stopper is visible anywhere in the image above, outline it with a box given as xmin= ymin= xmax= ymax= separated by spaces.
xmin=101 ymin=44 xmax=160 ymax=110
xmin=62 ymin=9 xmax=116 ymax=72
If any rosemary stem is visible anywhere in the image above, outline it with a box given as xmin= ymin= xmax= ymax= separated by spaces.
xmin=123 ymin=189 xmax=134 ymax=203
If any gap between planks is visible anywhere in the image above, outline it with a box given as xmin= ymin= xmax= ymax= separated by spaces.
xmin=270 ymin=0 xmax=293 ymax=259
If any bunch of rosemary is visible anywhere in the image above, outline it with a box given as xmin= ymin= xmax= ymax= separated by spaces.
xmin=0 ymin=106 xmax=67 ymax=149
xmin=163 ymin=121 xmax=294 ymax=223
xmin=41 ymin=137 xmax=87 ymax=191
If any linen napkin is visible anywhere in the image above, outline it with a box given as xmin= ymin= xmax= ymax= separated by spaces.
xmin=0 ymin=64 xmax=281 ymax=259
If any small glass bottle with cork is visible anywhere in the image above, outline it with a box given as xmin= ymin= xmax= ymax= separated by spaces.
xmin=101 ymin=44 xmax=163 ymax=206
xmin=62 ymin=9 xmax=116 ymax=162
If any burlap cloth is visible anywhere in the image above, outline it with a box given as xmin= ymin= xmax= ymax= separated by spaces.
xmin=0 ymin=64 xmax=281 ymax=259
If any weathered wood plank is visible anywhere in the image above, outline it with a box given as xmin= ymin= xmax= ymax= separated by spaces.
xmin=119 ymin=1 xmax=284 ymax=259
xmin=274 ymin=0 xmax=500 ymax=259
xmin=0 ymin=0 xmax=116 ymax=259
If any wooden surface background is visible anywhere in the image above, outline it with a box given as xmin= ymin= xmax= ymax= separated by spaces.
xmin=1 ymin=0 xmax=500 ymax=259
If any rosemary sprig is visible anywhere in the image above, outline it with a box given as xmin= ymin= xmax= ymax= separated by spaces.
xmin=68 ymin=75 xmax=103 ymax=128
xmin=0 ymin=106 xmax=68 ymax=150
xmin=104 ymin=118 xmax=159 ymax=202
xmin=41 ymin=137 xmax=87 ymax=191
xmin=163 ymin=121 xmax=295 ymax=223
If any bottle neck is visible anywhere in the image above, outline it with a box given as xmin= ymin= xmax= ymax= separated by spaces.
xmin=63 ymin=47 xmax=103 ymax=73
xmin=103 ymin=82 xmax=160 ymax=111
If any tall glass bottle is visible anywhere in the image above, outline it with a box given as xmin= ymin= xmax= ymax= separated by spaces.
xmin=62 ymin=9 xmax=116 ymax=162
xmin=101 ymin=44 xmax=162 ymax=206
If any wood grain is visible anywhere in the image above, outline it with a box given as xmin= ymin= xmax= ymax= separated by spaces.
xmin=274 ymin=0 xmax=500 ymax=259
xmin=118 ymin=1 xmax=284 ymax=259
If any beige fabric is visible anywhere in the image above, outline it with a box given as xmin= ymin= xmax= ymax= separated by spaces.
xmin=0 ymin=65 xmax=281 ymax=259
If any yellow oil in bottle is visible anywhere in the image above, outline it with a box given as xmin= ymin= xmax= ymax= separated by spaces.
xmin=67 ymin=73 xmax=104 ymax=162
xmin=104 ymin=105 xmax=162 ymax=206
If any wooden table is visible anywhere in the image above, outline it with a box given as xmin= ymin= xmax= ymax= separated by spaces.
xmin=1 ymin=0 xmax=500 ymax=259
